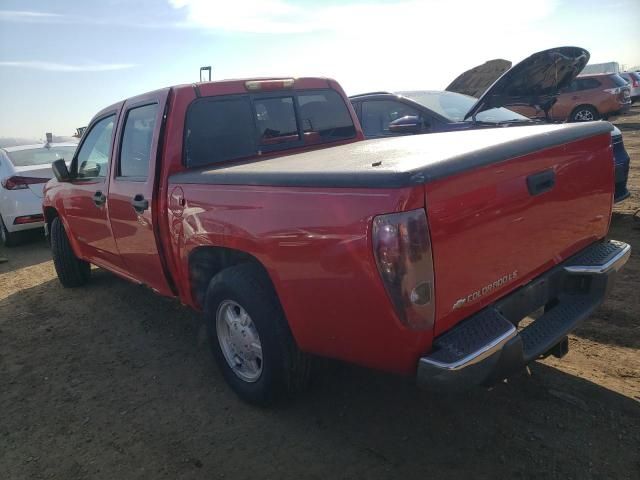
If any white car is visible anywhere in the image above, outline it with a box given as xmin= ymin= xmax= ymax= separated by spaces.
xmin=0 ymin=142 xmax=77 ymax=246
xmin=619 ymin=72 xmax=640 ymax=102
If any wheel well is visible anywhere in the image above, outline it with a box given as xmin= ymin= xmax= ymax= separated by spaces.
xmin=189 ymin=246 xmax=272 ymax=308
xmin=43 ymin=207 xmax=59 ymax=232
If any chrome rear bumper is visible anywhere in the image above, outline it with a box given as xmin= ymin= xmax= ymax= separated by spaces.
xmin=417 ymin=240 xmax=630 ymax=391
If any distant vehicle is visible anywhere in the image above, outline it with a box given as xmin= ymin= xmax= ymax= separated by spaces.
xmin=351 ymin=47 xmax=590 ymax=137
xmin=509 ymin=73 xmax=631 ymax=122
xmin=611 ymin=125 xmax=631 ymax=202
xmin=581 ymin=62 xmax=620 ymax=75
xmin=619 ymin=72 xmax=640 ymax=102
xmin=552 ymin=73 xmax=632 ymax=122
xmin=350 ymin=48 xmax=631 ymax=202
xmin=0 ymin=138 xmax=41 ymax=148
xmin=0 ymin=136 xmax=79 ymax=148
xmin=0 ymin=142 xmax=77 ymax=245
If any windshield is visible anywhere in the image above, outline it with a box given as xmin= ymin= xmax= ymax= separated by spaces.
xmin=6 ymin=146 xmax=76 ymax=167
xmin=397 ymin=90 xmax=531 ymax=123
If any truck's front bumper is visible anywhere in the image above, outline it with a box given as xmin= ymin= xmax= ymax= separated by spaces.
xmin=417 ymin=240 xmax=631 ymax=391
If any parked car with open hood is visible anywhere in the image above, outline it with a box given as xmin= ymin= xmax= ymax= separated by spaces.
xmin=0 ymin=141 xmax=77 ymax=245
xmin=350 ymin=47 xmax=631 ymax=203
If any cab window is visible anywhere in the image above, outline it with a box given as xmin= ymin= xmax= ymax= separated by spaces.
xmin=119 ymin=104 xmax=158 ymax=179
xmin=76 ymin=115 xmax=115 ymax=179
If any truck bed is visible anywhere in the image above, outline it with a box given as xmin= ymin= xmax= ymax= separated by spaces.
xmin=170 ymin=122 xmax=612 ymax=188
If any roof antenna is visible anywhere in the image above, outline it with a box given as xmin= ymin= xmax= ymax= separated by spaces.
xmin=200 ymin=66 xmax=211 ymax=82
xmin=45 ymin=132 xmax=53 ymax=149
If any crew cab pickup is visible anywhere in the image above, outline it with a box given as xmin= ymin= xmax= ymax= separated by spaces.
xmin=43 ymin=77 xmax=630 ymax=404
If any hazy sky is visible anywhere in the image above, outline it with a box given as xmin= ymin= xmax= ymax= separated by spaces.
xmin=1 ymin=0 xmax=639 ymax=138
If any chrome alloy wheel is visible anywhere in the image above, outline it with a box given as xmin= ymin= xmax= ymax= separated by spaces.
xmin=574 ymin=109 xmax=595 ymax=121
xmin=216 ymin=300 xmax=263 ymax=382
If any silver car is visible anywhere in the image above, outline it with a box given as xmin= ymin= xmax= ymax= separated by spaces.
xmin=619 ymin=72 xmax=640 ymax=102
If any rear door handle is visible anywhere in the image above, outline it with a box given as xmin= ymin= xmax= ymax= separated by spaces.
xmin=131 ymin=194 xmax=149 ymax=213
xmin=527 ymin=170 xmax=556 ymax=196
xmin=93 ymin=191 xmax=106 ymax=207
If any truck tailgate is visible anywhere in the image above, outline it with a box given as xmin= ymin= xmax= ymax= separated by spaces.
xmin=425 ymin=129 xmax=614 ymax=336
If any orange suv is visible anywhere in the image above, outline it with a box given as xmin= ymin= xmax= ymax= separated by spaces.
xmin=514 ymin=73 xmax=632 ymax=122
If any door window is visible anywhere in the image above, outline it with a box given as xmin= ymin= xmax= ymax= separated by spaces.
xmin=76 ymin=115 xmax=115 ymax=179
xmin=119 ymin=104 xmax=158 ymax=179
xmin=361 ymin=100 xmax=421 ymax=136
xmin=575 ymin=78 xmax=601 ymax=91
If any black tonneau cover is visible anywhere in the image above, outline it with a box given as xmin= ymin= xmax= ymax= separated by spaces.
xmin=170 ymin=122 xmax=613 ymax=189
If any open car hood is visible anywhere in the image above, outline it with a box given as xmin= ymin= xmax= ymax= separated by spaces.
xmin=462 ymin=46 xmax=590 ymax=120
xmin=445 ymin=59 xmax=512 ymax=98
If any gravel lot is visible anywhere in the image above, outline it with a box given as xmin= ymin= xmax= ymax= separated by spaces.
xmin=1 ymin=107 xmax=639 ymax=480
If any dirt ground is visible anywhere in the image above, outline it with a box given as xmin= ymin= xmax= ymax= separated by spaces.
xmin=1 ymin=109 xmax=639 ymax=480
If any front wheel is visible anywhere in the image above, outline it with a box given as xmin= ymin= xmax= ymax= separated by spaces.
xmin=204 ymin=264 xmax=311 ymax=405
xmin=50 ymin=217 xmax=91 ymax=287
xmin=570 ymin=105 xmax=599 ymax=122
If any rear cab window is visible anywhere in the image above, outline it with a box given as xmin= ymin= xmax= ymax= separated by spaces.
xmin=184 ymin=89 xmax=356 ymax=168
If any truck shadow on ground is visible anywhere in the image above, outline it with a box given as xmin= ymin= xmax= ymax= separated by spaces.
xmin=1 ymin=269 xmax=638 ymax=479
xmin=570 ymin=211 xmax=640 ymax=350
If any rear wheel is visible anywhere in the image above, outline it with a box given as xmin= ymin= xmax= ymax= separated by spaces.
xmin=50 ymin=217 xmax=90 ymax=287
xmin=570 ymin=105 xmax=599 ymax=122
xmin=204 ymin=263 xmax=311 ymax=405
xmin=0 ymin=215 xmax=20 ymax=247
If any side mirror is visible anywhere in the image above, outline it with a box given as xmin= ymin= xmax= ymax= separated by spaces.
xmin=52 ymin=158 xmax=71 ymax=182
xmin=388 ymin=115 xmax=427 ymax=134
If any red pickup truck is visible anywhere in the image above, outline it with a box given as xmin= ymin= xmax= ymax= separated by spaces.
xmin=43 ymin=77 xmax=630 ymax=405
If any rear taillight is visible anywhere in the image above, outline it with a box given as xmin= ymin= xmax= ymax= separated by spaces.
xmin=1 ymin=176 xmax=49 ymax=190
xmin=14 ymin=214 xmax=44 ymax=225
xmin=372 ymin=208 xmax=435 ymax=330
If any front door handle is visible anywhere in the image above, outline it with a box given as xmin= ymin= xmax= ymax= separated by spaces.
xmin=131 ymin=194 xmax=149 ymax=213
xmin=93 ymin=191 xmax=106 ymax=207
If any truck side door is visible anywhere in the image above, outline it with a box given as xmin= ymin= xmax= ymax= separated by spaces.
xmin=106 ymin=89 xmax=174 ymax=296
xmin=62 ymin=111 xmax=125 ymax=270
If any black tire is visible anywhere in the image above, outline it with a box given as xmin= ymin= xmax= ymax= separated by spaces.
xmin=0 ymin=215 xmax=21 ymax=247
xmin=0 ymin=216 xmax=20 ymax=247
xmin=50 ymin=217 xmax=90 ymax=287
xmin=204 ymin=263 xmax=311 ymax=405
xmin=570 ymin=105 xmax=599 ymax=122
